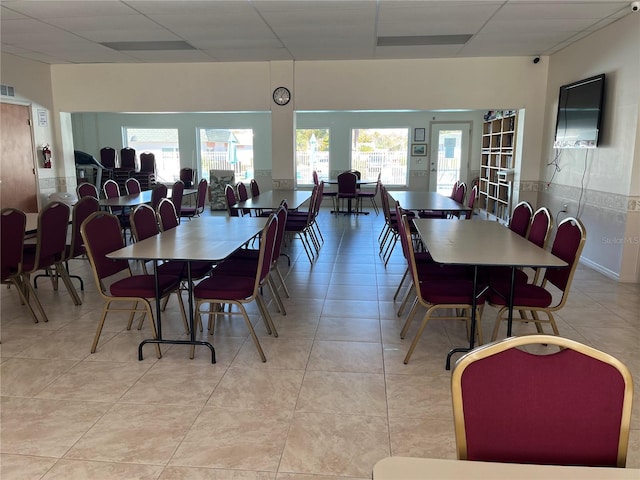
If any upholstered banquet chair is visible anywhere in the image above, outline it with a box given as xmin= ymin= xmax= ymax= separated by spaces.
xmin=180 ymin=178 xmax=208 ymax=220
xmin=336 ymin=171 xmax=358 ymax=214
xmin=509 ymin=201 xmax=533 ymax=237
xmin=77 ymin=182 xmax=99 ymax=199
xmin=81 ymin=211 xmax=185 ymax=357
xmin=170 ymin=180 xmax=184 ymax=218
xmin=451 ymin=335 xmax=633 ymax=467
xmin=64 ymin=195 xmax=100 ymax=291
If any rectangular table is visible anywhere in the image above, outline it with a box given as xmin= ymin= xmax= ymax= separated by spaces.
xmin=98 ymin=188 xmax=196 ymax=209
xmin=412 ymin=219 xmax=567 ymax=369
xmin=108 ymin=215 xmax=267 ymax=362
xmin=389 ymin=191 xmax=469 ymax=215
xmin=235 ymin=189 xmax=312 ymax=212
xmin=373 ymin=457 xmax=640 ymax=479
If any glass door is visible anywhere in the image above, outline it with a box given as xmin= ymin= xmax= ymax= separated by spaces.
xmin=429 ymin=123 xmax=470 ymax=195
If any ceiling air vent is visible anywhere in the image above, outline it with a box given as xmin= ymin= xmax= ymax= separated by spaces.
xmin=1 ymin=84 xmax=15 ymax=97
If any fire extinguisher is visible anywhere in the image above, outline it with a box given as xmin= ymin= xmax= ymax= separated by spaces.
xmin=42 ymin=144 xmax=52 ymax=168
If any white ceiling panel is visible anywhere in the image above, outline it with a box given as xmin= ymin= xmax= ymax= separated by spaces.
xmin=0 ymin=0 xmax=635 ymax=64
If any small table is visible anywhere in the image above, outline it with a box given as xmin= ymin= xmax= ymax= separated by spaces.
xmin=389 ymin=191 xmax=469 ymax=215
xmin=412 ymin=219 xmax=567 ymax=369
xmin=235 ymin=189 xmax=312 ymax=212
xmin=98 ymin=188 xmax=196 ymax=209
xmin=373 ymin=457 xmax=640 ymax=479
xmin=108 ymin=215 xmax=267 ymax=362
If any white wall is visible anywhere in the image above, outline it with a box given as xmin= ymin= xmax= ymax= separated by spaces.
xmin=540 ymin=13 xmax=640 ymax=282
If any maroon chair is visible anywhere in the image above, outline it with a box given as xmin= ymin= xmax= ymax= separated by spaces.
xmin=100 ymin=147 xmax=116 ymax=181
xmin=224 ymin=183 xmax=240 ymax=217
xmin=181 ymin=178 xmax=208 ymax=219
xmin=179 ymin=168 xmax=194 ymax=189
xmin=1 ymin=208 xmax=40 ymax=323
xmin=103 ymin=178 xmax=131 ymax=240
xmin=250 ymin=179 xmax=260 ymax=197
xmin=488 ymin=217 xmax=586 ymax=340
xmin=120 ymin=147 xmax=137 ymax=171
xmin=452 ymin=335 xmax=633 ymax=467
xmin=125 ymin=177 xmax=141 ymax=195
xmin=336 ymin=171 xmax=358 ymax=214
xmin=284 ymin=187 xmax=319 ymax=263
xmin=464 ymin=185 xmax=478 ymax=219
xmin=194 ymin=213 xmax=280 ymax=362
xmin=399 ymin=213 xmax=485 ymax=364
xmin=81 ymin=211 xmax=185 ymax=356
xmin=156 ymin=198 xmax=180 ymax=232
xmin=236 ymin=181 xmax=250 ymax=215
xmin=170 ymin=180 xmax=184 ymax=218
xmin=150 ymin=183 xmax=168 ymax=211
xmin=135 ymin=152 xmax=156 ymax=189
xmin=357 ymin=172 xmax=380 ymax=215
xmin=22 ymin=201 xmax=82 ymax=321
xmin=65 ymin=196 xmax=100 ymax=291
xmin=77 ymin=182 xmax=99 ymax=199
xmin=509 ymin=201 xmax=533 ymax=237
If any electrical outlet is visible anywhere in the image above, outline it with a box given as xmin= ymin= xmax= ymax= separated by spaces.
xmin=561 ymin=203 xmax=568 ymax=213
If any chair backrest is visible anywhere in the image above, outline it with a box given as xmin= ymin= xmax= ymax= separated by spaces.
xmin=179 ymin=167 xmax=194 ymax=188
xmin=130 ymin=204 xmax=160 ymax=242
xmin=171 ymin=180 xmax=184 ymax=217
xmin=346 ymin=169 xmax=361 ymax=180
xmin=120 ymin=147 xmax=136 ymax=170
xmin=449 ymin=181 xmax=460 ymax=199
xmin=250 ymin=178 xmax=260 ymax=197
xmin=542 ymin=216 xmax=586 ymax=293
xmin=272 ymin=203 xmax=288 ymax=265
xmin=453 ymin=181 xmax=466 ymax=204
xmin=451 ymin=334 xmax=633 ymax=467
xmin=150 ymin=183 xmax=168 ymax=211
xmin=256 ymin=213 xmax=278 ymax=286
xmin=100 ymin=147 xmax=116 ymax=169
xmin=236 ymin=182 xmax=248 ymax=201
xmin=465 ymin=185 xmax=478 ymax=219
xmin=312 ymin=170 xmax=319 ymax=186
xmin=103 ymin=179 xmax=121 ymax=199
xmin=68 ymin=196 xmax=100 ymax=259
xmin=157 ymin=198 xmax=179 ymax=232
xmin=225 ymin=184 xmax=239 ymax=217
xmin=139 ymin=152 xmax=155 ymax=173
xmin=81 ymin=211 xmax=130 ymax=286
xmin=527 ymin=206 xmax=553 ymax=249
xmin=337 ymin=171 xmax=357 ymax=195
xmin=1 ymin=208 xmax=26 ymax=282
xmin=195 ymin=178 xmax=208 ymax=213
xmin=509 ymin=201 xmax=533 ymax=237
xmin=125 ymin=177 xmax=141 ymax=195
xmin=77 ymin=182 xmax=99 ymax=199
xmin=32 ymin=201 xmax=71 ymax=270
xmin=380 ymin=184 xmax=392 ymax=223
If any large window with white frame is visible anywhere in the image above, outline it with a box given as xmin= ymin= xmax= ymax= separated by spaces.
xmin=296 ymin=128 xmax=330 ymax=186
xmin=124 ymin=127 xmax=180 ymax=184
xmin=351 ymin=128 xmax=409 ymax=185
xmin=197 ymin=128 xmax=254 ymax=181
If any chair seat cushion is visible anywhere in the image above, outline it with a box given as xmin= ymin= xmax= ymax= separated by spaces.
xmin=214 ymin=257 xmax=259 ymax=277
xmin=109 ymin=274 xmax=179 ymax=298
xmin=488 ymin=282 xmax=553 ymax=308
xmin=419 ymin=277 xmax=486 ymax=305
xmin=157 ymin=260 xmax=213 ymax=279
xmin=487 ymin=266 xmax=530 ymax=286
xmin=194 ymin=275 xmax=256 ymax=300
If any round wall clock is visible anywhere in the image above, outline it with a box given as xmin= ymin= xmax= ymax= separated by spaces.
xmin=272 ymin=86 xmax=291 ymax=106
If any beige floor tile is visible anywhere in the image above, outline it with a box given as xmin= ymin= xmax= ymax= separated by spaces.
xmin=276 ymin=474 xmax=368 ymax=480
xmin=170 ymin=407 xmax=292 ymax=471
xmin=65 ymin=403 xmax=197 ymax=464
xmin=386 ymin=373 xmax=453 ymax=419
xmin=207 ymin=366 xmax=304 ymax=411
xmin=315 ymin=316 xmax=381 ymax=343
xmin=296 ymin=370 xmax=386 ymax=416
xmin=0 ymin=397 xmax=110 ymax=457
xmin=120 ymin=360 xmax=226 ymax=406
xmin=232 ymin=337 xmax=313 ymax=370
xmin=1 ymin=358 xmax=77 ymax=397
xmin=40 ymin=459 xmax=163 ymax=479
xmin=0 ymin=454 xmax=57 ymax=480
xmin=278 ymin=411 xmax=390 ymax=477
xmin=160 ymin=466 xmax=276 ymax=479
xmin=307 ymin=340 xmax=383 ymax=373
xmin=389 ymin=416 xmax=457 ymax=459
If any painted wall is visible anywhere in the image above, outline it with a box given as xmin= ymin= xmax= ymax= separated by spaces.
xmin=539 ymin=13 xmax=640 ymax=282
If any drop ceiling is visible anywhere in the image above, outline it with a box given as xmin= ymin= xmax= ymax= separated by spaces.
xmin=0 ymin=0 xmax=633 ymax=65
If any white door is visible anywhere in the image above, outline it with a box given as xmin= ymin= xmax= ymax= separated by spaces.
xmin=429 ymin=123 xmax=471 ymax=195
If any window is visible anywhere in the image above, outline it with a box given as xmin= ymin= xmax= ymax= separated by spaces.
xmin=296 ymin=128 xmax=330 ymax=185
xmin=198 ymin=128 xmax=254 ymax=181
xmin=351 ymin=128 xmax=408 ymax=185
xmin=124 ymin=128 xmax=180 ymax=183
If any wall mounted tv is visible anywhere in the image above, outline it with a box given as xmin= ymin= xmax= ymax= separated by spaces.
xmin=553 ymin=73 xmax=605 ymax=149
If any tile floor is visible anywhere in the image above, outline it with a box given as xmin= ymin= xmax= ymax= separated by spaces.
xmin=1 ymin=207 xmax=639 ymax=479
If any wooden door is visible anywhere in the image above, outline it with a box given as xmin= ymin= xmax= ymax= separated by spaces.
xmin=1 ymin=103 xmax=38 ymax=212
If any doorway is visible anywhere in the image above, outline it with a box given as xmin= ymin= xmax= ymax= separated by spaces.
xmin=429 ymin=122 xmax=471 ymax=195
xmin=1 ymin=103 xmax=38 ymax=211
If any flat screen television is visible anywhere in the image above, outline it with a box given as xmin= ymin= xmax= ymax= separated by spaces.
xmin=553 ymin=73 xmax=605 ymax=149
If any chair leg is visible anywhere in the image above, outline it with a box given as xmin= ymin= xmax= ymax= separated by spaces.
xmin=403 ymin=309 xmax=434 ymax=364
xmin=21 ymin=273 xmax=49 ymax=322
xmin=91 ymin=306 xmax=110 ymax=353
xmin=400 ymin=297 xmax=419 ymax=339
xmin=238 ymin=304 xmax=267 ymax=362
xmin=393 ymin=268 xmax=409 ymax=300
xmin=11 ymin=276 xmax=40 ymax=323
xmin=397 ymin=284 xmax=415 ymax=317
xmin=267 ymin=276 xmax=286 ymax=316
xmin=274 ymin=265 xmax=290 ymax=298
xmin=256 ymin=294 xmax=278 ymax=337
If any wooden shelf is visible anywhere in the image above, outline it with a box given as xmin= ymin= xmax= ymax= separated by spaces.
xmin=478 ymin=112 xmax=516 ymax=222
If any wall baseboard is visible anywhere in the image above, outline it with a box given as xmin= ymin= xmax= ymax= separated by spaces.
xmin=579 ymin=257 xmax=620 ymax=282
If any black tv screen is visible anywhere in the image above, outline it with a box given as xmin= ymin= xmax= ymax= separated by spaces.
xmin=554 ymin=74 xmax=605 ymax=149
